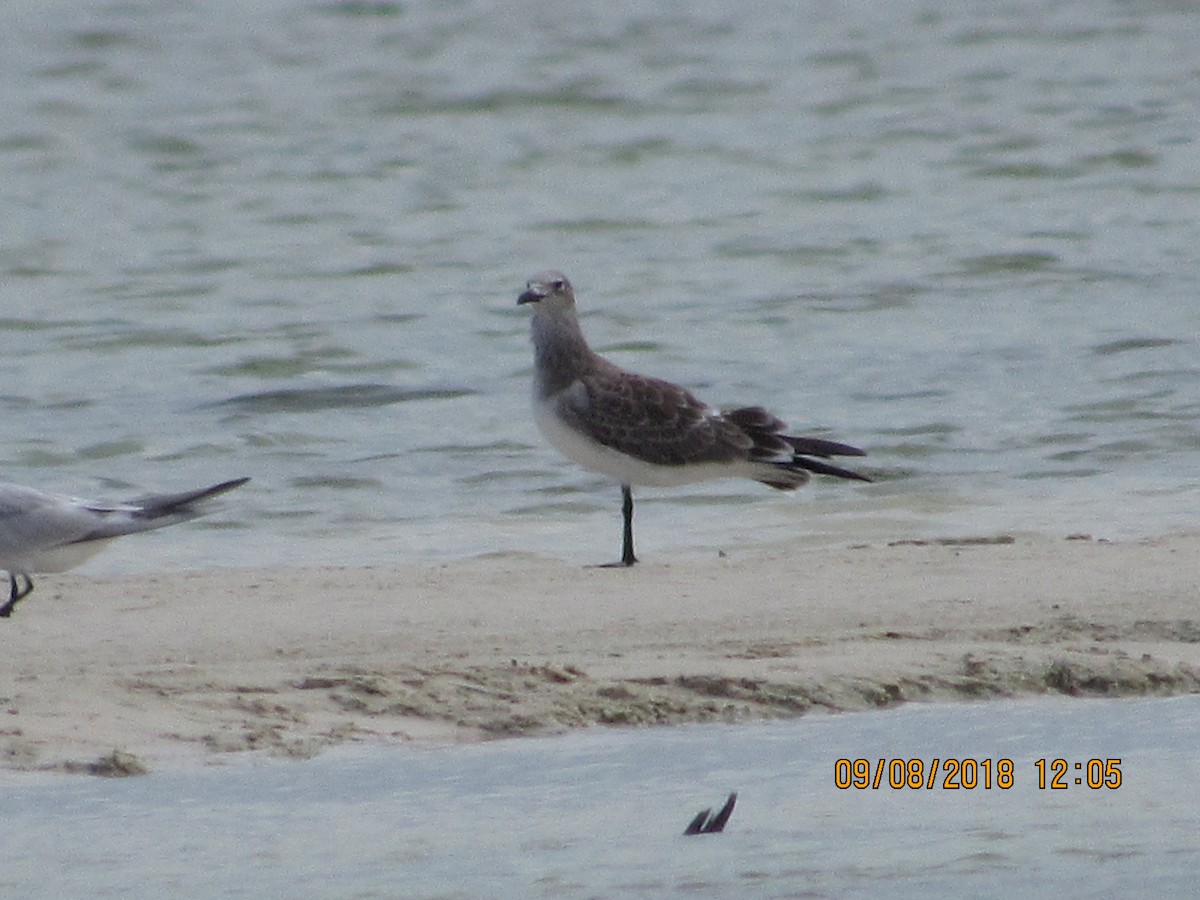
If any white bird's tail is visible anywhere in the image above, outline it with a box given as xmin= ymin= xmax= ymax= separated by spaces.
xmin=81 ymin=477 xmax=251 ymax=540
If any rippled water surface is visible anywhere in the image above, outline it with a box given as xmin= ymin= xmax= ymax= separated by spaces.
xmin=1 ymin=0 xmax=1197 ymax=569
xmin=3 ymin=695 xmax=1199 ymax=898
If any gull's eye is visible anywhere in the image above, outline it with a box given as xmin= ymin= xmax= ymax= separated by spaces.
xmin=550 ymin=279 xmax=564 ymax=291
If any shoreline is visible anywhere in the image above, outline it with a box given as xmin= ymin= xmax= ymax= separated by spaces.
xmin=4 ymin=532 xmax=1200 ymax=775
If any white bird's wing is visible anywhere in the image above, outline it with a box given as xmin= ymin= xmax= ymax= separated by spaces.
xmin=0 ymin=478 xmax=249 ymax=574
xmin=0 ymin=484 xmax=120 ymax=570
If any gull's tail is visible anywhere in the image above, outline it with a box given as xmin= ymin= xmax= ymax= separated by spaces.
xmin=722 ymin=407 xmax=872 ymax=490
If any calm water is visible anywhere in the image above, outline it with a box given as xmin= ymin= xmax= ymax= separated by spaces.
xmin=2 ymin=695 xmax=1198 ymax=898
xmin=1 ymin=0 xmax=1198 ymax=572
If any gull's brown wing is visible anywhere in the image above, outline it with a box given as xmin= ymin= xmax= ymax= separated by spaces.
xmin=553 ymin=364 xmax=752 ymax=467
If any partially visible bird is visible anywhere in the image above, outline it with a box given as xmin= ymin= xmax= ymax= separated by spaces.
xmin=684 ymin=791 xmax=738 ymax=835
xmin=0 ymin=477 xmax=250 ymax=618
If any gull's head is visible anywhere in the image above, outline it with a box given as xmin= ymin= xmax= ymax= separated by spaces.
xmin=517 ymin=270 xmax=575 ymax=312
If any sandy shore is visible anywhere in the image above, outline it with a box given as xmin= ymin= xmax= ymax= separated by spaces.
xmin=3 ymin=532 xmax=1199 ymax=774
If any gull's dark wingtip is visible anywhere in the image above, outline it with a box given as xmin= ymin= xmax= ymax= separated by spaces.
xmin=795 ymin=456 xmax=875 ymax=483
xmin=205 ymin=476 xmax=252 ymax=495
xmin=785 ymin=435 xmax=869 ymax=459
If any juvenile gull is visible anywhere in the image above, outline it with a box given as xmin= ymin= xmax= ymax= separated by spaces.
xmin=517 ymin=270 xmax=870 ymax=566
xmin=0 ymin=477 xmax=250 ymax=618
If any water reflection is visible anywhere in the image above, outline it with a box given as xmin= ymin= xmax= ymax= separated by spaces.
xmin=3 ymin=696 xmax=1197 ymax=898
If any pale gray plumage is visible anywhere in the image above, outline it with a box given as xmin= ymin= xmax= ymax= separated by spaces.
xmin=0 ymin=477 xmax=250 ymax=618
xmin=517 ymin=269 xmax=870 ymax=566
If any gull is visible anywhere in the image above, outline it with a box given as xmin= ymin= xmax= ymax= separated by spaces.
xmin=517 ymin=270 xmax=871 ymax=566
xmin=0 ymin=477 xmax=250 ymax=618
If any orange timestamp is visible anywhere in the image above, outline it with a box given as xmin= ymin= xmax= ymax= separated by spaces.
xmin=1034 ymin=758 xmax=1122 ymax=789
xmin=833 ymin=758 xmax=1123 ymax=790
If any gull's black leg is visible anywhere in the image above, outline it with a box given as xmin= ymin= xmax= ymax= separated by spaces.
xmin=595 ymin=484 xmax=638 ymax=568
xmin=0 ymin=572 xmax=33 ymax=619
xmin=620 ymin=484 xmax=637 ymax=567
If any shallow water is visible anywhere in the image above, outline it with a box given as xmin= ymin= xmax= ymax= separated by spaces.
xmin=1 ymin=0 xmax=1198 ymax=572
xmin=2 ymin=695 xmax=1198 ymax=898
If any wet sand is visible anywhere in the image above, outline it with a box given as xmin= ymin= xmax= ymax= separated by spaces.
xmin=3 ymin=533 xmax=1199 ymax=774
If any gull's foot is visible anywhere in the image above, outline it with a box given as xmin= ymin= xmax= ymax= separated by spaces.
xmin=592 ymin=558 xmax=637 ymax=569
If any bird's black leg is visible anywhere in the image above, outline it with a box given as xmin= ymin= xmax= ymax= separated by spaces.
xmin=0 ymin=573 xmax=33 ymax=619
xmin=620 ymin=483 xmax=637 ymax=566
xmin=595 ymin=485 xmax=638 ymax=568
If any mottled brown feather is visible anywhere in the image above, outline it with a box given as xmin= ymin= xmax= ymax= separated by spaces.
xmin=554 ymin=364 xmax=871 ymax=486
xmin=555 ymin=359 xmax=752 ymax=467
